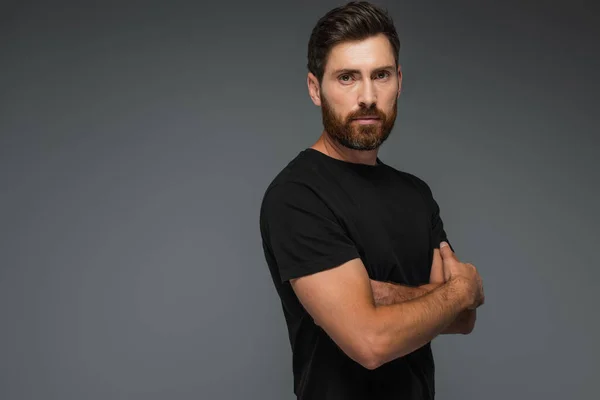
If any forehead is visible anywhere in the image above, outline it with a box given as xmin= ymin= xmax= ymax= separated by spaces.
xmin=325 ymin=34 xmax=395 ymax=74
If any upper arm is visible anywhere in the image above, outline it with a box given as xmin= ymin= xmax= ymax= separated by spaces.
xmin=417 ymin=177 xmax=453 ymax=283
xmin=260 ymin=182 xmax=377 ymax=367
xmin=429 ymin=249 xmax=444 ymax=283
xmin=260 ymin=182 xmax=360 ymax=282
xmin=290 ymin=257 xmax=378 ymax=367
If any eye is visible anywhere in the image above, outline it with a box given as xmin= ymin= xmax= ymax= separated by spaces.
xmin=375 ymin=71 xmax=391 ymax=80
xmin=338 ymin=74 xmax=354 ymax=83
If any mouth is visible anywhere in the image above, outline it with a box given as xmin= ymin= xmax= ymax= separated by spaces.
xmin=352 ymin=117 xmax=381 ymax=124
xmin=353 ymin=116 xmax=379 ymax=120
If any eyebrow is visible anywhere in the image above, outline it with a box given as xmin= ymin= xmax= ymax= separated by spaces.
xmin=331 ymin=65 xmax=396 ymax=75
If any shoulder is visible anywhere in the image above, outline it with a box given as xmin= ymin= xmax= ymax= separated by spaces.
xmin=259 ymin=154 xmax=332 ymax=228
xmin=384 ymin=165 xmax=435 ymax=196
xmin=260 ymin=150 xmax=330 ymax=208
xmin=260 ymin=180 xmax=317 ymax=213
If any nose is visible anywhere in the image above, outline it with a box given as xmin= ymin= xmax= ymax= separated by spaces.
xmin=358 ymin=80 xmax=377 ymax=109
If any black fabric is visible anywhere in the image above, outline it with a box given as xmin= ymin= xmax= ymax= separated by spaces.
xmin=259 ymin=148 xmax=452 ymax=400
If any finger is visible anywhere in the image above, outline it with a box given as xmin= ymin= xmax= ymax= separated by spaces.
xmin=429 ymin=249 xmax=445 ymax=284
xmin=439 ymin=241 xmax=459 ymax=262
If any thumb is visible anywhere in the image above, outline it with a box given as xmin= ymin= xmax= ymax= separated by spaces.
xmin=439 ymin=241 xmax=457 ymax=261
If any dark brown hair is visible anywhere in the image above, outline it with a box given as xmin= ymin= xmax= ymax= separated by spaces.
xmin=307 ymin=1 xmax=400 ymax=83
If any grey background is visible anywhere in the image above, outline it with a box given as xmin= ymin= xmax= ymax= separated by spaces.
xmin=1 ymin=0 xmax=598 ymax=399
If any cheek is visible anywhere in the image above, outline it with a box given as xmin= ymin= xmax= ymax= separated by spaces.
xmin=383 ymin=94 xmax=398 ymax=113
xmin=329 ymin=99 xmax=353 ymax=120
xmin=382 ymin=89 xmax=398 ymax=104
xmin=329 ymin=92 xmax=352 ymax=111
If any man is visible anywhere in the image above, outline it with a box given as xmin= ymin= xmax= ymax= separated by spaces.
xmin=259 ymin=2 xmax=484 ymax=399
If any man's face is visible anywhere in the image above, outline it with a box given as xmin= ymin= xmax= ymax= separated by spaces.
xmin=314 ymin=34 xmax=401 ymax=151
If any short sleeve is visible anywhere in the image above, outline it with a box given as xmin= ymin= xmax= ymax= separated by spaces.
xmin=415 ymin=178 xmax=456 ymax=253
xmin=260 ymin=182 xmax=360 ymax=283
xmin=430 ymin=195 xmax=454 ymax=251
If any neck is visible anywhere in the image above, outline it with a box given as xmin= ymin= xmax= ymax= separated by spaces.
xmin=311 ymin=131 xmax=379 ymax=166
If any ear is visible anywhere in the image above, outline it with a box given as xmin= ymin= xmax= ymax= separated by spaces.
xmin=307 ymin=72 xmax=322 ymax=106
xmin=396 ymin=64 xmax=403 ymax=98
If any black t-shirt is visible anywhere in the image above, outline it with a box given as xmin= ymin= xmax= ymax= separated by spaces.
xmin=259 ymin=148 xmax=452 ymax=400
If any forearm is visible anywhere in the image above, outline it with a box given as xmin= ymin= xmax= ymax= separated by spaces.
xmin=371 ymin=281 xmax=439 ymax=305
xmin=369 ymin=280 xmax=467 ymax=367
xmin=441 ymin=309 xmax=476 ymax=334
xmin=371 ymin=280 xmax=475 ymax=335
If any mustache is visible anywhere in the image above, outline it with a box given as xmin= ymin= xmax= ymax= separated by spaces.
xmin=347 ymin=107 xmax=386 ymax=120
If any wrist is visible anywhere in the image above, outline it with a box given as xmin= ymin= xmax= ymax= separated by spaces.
xmin=447 ymin=277 xmax=472 ymax=310
xmin=371 ymin=281 xmax=393 ymax=306
xmin=421 ymin=282 xmax=443 ymax=293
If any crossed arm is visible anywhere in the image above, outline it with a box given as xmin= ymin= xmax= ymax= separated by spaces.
xmin=370 ymin=248 xmax=476 ymax=335
xmin=290 ymin=246 xmax=480 ymax=369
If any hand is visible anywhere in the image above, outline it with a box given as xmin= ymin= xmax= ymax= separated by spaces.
xmin=440 ymin=241 xmax=484 ymax=310
xmin=429 ymin=248 xmax=445 ymax=285
xmin=370 ymin=279 xmax=391 ymax=306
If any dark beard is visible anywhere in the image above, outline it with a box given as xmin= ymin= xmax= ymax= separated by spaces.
xmin=321 ymin=95 xmax=397 ymax=151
